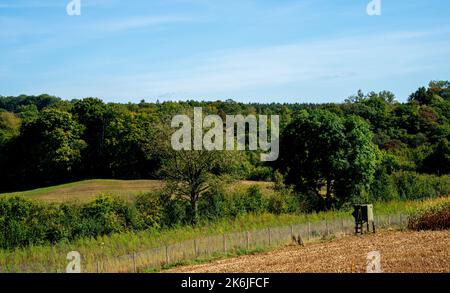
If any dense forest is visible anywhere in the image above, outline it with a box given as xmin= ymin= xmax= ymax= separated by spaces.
xmin=1 ymin=81 xmax=449 ymax=205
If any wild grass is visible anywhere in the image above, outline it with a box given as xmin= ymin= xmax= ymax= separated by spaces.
xmin=408 ymin=200 xmax=450 ymax=230
xmin=0 ymin=196 xmax=446 ymax=272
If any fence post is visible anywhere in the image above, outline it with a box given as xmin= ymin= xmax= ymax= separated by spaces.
xmin=400 ymin=214 xmax=403 ymax=226
xmin=326 ymin=219 xmax=329 ymax=235
xmin=268 ymin=228 xmax=272 ymax=246
xmin=223 ymin=235 xmax=227 ymax=253
xmin=132 ymin=252 xmax=137 ymax=273
xmin=307 ymin=222 xmax=311 ymax=241
xmin=388 ymin=214 xmax=391 ymax=226
xmin=96 ymin=261 xmax=100 ymax=273
xmin=246 ymin=231 xmax=250 ymax=250
xmin=341 ymin=218 xmax=345 ymax=232
xmin=194 ymin=239 xmax=198 ymax=257
xmin=290 ymin=225 xmax=294 ymax=240
xmin=165 ymin=245 xmax=169 ymax=265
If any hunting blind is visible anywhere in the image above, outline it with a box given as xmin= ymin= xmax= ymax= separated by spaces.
xmin=352 ymin=204 xmax=376 ymax=234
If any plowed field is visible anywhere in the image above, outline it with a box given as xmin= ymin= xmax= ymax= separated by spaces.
xmin=168 ymin=230 xmax=450 ymax=273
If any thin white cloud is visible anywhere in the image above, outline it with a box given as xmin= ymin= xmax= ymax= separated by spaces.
xmin=117 ymin=31 xmax=450 ymax=93
xmin=89 ymin=16 xmax=192 ymax=32
xmin=0 ymin=14 xmax=193 ymax=57
xmin=0 ymin=1 xmax=57 ymax=9
xmin=35 ymin=28 xmax=450 ymax=101
xmin=0 ymin=14 xmax=191 ymax=38
xmin=0 ymin=16 xmax=53 ymax=38
xmin=0 ymin=0 xmax=116 ymax=9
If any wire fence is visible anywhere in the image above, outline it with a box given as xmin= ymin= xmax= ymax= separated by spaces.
xmin=2 ymin=213 xmax=408 ymax=273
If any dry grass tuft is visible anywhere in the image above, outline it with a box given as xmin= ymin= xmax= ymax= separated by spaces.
xmin=408 ymin=202 xmax=450 ymax=231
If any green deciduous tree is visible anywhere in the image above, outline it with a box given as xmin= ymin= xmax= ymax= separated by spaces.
xmin=160 ymin=150 xmax=234 ymax=225
xmin=71 ymin=98 xmax=109 ymax=177
xmin=0 ymin=111 xmax=21 ymax=145
xmin=103 ymin=107 xmax=161 ymax=178
xmin=279 ymin=110 xmax=380 ymax=210
xmin=420 ymin=139 xmax=450 ymax=175
xmin=4 ymin=109 xmax=86 ymax=189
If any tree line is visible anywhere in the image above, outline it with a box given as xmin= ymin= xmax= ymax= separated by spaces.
xmin=0 ymin=81 xmax=449 ymax=212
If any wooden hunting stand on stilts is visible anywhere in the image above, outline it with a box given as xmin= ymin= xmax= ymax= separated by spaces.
xmin=352 ymin=204 xmax=376 ymax=235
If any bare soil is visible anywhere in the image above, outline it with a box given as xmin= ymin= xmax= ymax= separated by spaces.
xmin=168 ymin=230 xmax=450 ymax=273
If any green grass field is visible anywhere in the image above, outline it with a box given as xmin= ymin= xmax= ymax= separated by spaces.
xmin=0 ymin=179 xmax=271 ymax=202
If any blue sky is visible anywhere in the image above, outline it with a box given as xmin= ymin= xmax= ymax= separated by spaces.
xmin=0 ymin=0 xmax=449 ymax=103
